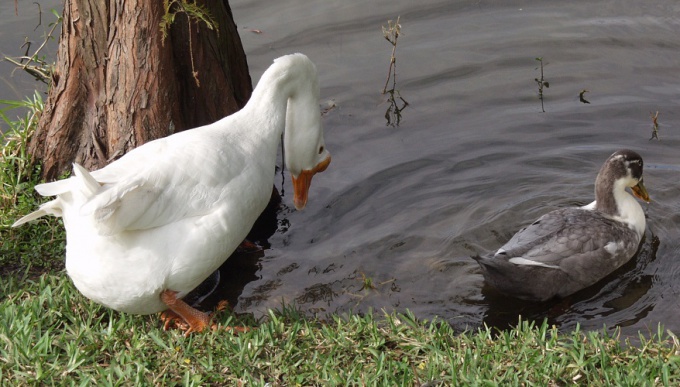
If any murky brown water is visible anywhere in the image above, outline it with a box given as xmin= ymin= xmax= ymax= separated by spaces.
xmin=3 ymin=0 xmax=679 ymax=337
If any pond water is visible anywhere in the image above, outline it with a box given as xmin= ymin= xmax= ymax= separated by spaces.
xmin=227 ymin=0 xmax=680 ymax=337
xmin=3 ymin=0 xmax=679 ymax=337
xmin=0 ymin=0 xmax=60 ymax=131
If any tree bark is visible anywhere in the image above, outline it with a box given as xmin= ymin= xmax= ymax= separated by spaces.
xmin=30 ymin=0 xmax=252 ymax=180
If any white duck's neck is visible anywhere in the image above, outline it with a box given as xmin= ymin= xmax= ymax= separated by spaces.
xmin=243 ymin=77 xmax=289 ymax=140
xmin=233 ymin=58 xmax=317 ymax=163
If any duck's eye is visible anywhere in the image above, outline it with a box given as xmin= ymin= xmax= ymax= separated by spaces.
xmin=318 ymin=146 xmax=324 ymax=154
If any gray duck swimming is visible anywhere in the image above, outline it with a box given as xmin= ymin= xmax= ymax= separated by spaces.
xmin=474 ymin=149 xmax=650 ymax=302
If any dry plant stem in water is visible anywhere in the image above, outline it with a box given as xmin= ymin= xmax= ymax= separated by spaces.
xmin=649 ymin=111 xmax=660 ymax=140
xmin=382 ymin=17 xmax=401 ymax=94
xmin=382 ymin=17 xmax=409 ymax=127
xmin=3 ymin=4 xmax=60 ymax=83
xmin=534 ymin=57 xmax=549 ymax=112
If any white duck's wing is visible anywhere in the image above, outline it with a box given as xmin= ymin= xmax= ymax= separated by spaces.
xmin=91 ymin=133 xmax=250 ymax=235
xmin=78 ymin=170 xmax=168 ymax=235
xmin=26 ymin=129 xmax=248 ymax=235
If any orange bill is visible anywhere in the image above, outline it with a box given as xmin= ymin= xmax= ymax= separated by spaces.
xmin=291 ymin=154 xmax=331 ymax=210
xmin=631 ymin=179 xmax=650 ymax=203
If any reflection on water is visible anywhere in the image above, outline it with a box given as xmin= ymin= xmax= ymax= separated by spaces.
xmin=383 ymin=88 xmax=409 ymax=127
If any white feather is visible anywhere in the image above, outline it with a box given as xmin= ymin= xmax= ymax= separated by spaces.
xmin=508 ymin=257 xmax=560 ymax=269
xmin=604 ymin=241 xmax=623 ymax=256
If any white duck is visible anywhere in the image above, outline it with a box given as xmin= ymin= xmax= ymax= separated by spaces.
xmin=473 ymin=149 xmax=649 ymax=302
xmin=13 ymin=53 xmax=331 ymax=334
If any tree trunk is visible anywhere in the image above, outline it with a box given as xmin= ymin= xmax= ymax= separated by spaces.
xmin=30 ymin=0 xmax=252 ymax=180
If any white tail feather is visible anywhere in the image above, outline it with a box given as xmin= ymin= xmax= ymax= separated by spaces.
xmin=12 ymin=209 xmax=48 ymax=227
xmin=35 ymin=179 xmax=73 ymax=196
xmin=72 ymin=163 xmax=101 ymax=197
xmin=12 ymin=199 xmax=62 ymax=227
xmin=12 ymin=163 xmax=98 ymax=227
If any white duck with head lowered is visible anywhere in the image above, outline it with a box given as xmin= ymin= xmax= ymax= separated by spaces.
xmin=473 ymin=149 xmax=649 ymax=302
xmin=13 ymin=53 xmax=331 ymax=335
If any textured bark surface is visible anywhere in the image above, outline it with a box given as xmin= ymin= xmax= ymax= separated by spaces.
xmin=31 ymin=0 xmax=252 ymax=180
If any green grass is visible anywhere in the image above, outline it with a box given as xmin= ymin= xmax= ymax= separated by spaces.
xmin=1 ymin=274 xmax=679 ymax=385
xmin=1 ymin=92 xmax=66 ymax=277
xmin=0 ymin=91 xmax=43 ymax=204
xmin=2 ymin=95 xmax=680 ymax=385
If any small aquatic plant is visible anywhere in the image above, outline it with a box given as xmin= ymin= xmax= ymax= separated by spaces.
xmin=382 ymin=16 xmax=408 ymax=127
xmin=382 ymin=17 xmax=402 ymax=94
xmin=2 ymin=4 xmax=60 ymax=84
xmin=359 ymin=272 xmax=377 ymax=291
xmin=649 ymin=111 xmax=660 ymax=140
xmin=534 ymin=57 xmax=549 ymax=112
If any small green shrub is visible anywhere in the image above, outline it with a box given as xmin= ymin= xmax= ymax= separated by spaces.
xmin=1 ymin=92 xmax=65 ymax=277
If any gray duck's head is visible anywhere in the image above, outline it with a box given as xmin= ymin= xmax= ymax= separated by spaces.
xmin=594 ymin=149 xmax=649 ymax=216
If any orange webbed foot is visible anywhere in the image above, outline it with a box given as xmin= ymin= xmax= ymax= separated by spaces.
xmin=236 ymin=239 xmax=262 ymax=253
xmin=160 ymin=309 xmax=190 ymax=331
xmin=213 ymin=299 xmax=251 ymax=334
xmin=159 ymin=292 xmax=250 ymax=336
xmin=160 ymin=290 xmax=212 ymax=337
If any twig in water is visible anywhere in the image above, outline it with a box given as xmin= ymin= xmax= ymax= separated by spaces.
xmin=384 ymin=90 xmax=409 ymax=127
xmin=320 ymin=100 xmax=337 ymax=117
xmin=382 ymin=17 xmax=409 ymax=127
xmin=649 ymin=111 xmax=660 ymax=140
xmin=3 ymin=5 xmax=61 ymax=84
xmin=382 ymin=17 xmax=401 ymax=94
xmin=534 ymin=57 xmax=549 ymax=112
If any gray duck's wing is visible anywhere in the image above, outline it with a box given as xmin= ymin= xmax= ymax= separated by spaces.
xmin=498 ymin=209 xmax=569 ymax=255
xmin=496 ymin=208 xmax=639 ymax=273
